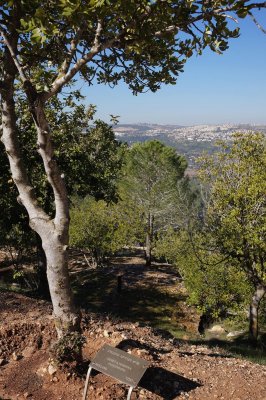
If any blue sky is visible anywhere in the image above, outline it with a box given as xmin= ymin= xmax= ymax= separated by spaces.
xmin=80 ymin=12 xmax=266 ymax=126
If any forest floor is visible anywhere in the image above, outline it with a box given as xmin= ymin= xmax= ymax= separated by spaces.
xmin=0 ymin=252 xmax=266 ymax=400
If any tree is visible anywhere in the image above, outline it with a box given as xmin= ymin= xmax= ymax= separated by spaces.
xmin=0 ymin=95 xmax=123 ymax=294
xmin=70 ymin=197 xmax=118 ymax=265
xmin=155 ymin=228 xmax=252 ymax=327
xmin=1 ymin=94 xmax=123 ymax=209
xmin=199 ymin=132 xmax=266 ymax=341
xmin=70 ymin=195 xmax=144 ymax=265
xmin=119 ymin=140 xmax=187 ymax=264
xmin=1 ymin=1 xmax=265 ymax=340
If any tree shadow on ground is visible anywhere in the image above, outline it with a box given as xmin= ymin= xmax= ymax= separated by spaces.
xmin=71 ymin=253 xmax=266 ymax=365
xmin=186 ymin=334 xmax=266 ymax=364
xmin=71 ymin=266 xmax=188 ymax=335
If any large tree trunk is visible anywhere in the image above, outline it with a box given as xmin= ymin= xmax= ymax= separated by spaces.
xmin=1 ymin=44 xmax=80 ymax=339
xmin=249 ymin=284 xmax=265 ymax=341
xmin=42 ymin=234 xmax=80 ymax=335
xmin=145 ymin=213 xmax=154 ymax=266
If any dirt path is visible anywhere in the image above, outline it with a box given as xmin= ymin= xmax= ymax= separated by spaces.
xmin=69 ymin=253 xmax=200 ymax=336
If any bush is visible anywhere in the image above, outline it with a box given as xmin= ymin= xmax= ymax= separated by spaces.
xmin=51 ymin=332 xmax=86 ymax=364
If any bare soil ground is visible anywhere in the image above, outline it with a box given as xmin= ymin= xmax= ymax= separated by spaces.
xmin=0 ymin=253 xmax=265 ymax=400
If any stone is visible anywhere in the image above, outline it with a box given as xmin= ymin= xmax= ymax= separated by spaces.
xmin=0 ymin=358 xmax=5 ymax=366
xmin=227 ymin=330 xmax=244 ymax=338
xmin=196 ymin=346 xmax=208 ymax=352
xmin=103 ymin=330 xmax=109 ymax=338
xmin=48 ymin=363 xmax=57 ymax=375
xmin=36 ymin=366 xmax=47 ymax=377
xmin=208 ymin=325 xmax=226 ymax=334
xmin=22 ymin=346 xmax=35 ymax=358
xmin=12 ymin=352 xmax=20 ymax=361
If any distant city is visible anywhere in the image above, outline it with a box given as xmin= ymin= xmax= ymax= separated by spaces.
xmin=115 ymin=123 xmax=266 ymax=169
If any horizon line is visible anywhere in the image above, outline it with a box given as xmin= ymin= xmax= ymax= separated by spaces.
xmin=117 ymin=122 xmax=266 ymax=127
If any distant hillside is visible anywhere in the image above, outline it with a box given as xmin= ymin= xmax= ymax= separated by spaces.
xmin=115 ymin=123 xmax=266 ymax=168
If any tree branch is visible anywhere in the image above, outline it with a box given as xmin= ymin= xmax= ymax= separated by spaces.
xmin=42 ymin=21 xmax=117 ymax=101
xmin=60 ymin=26 xmax=85 ymax=76
xmin=1 ymin=24 xmax=69 ymax=233
xmin=248 ymin=11 xmax=266 ymax=34
xmin=0 ymin=25 xmax=28 ymax=83
xmin=94 ymin=19 xmax=103 ymax=48
xmin=1 ymin=48 xmax=51 ymax=232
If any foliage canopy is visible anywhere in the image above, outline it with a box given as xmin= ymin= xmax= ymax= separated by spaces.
xmin=198 ymin=132 xmax=266 ymax=339
xmin=1 ymin=0 xmax=265 ymax=98
xmin=199 ymin=132 xmax=266 ymax=291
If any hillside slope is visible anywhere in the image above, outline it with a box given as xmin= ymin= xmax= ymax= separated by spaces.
xmin=0 ymin=291 xmax=265 ymax=400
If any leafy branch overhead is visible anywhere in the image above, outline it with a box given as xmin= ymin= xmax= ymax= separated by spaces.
xmin=1 ymin=0 xmax=266 ymax=97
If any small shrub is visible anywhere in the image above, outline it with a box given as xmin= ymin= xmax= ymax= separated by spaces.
xmin=51 ymin=332 xmax=86 ymax=364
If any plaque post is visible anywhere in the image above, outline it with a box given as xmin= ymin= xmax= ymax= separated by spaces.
xmin=127 ymin=386 xmax=134 ymax=400
xmin=82 ymin=366 xmax=92 ymax=400
xmin=83 ymin=344 xmax=148 ymax=400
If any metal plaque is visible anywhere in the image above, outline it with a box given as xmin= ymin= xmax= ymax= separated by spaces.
xmin=90 ymin=344 xmax=149 ymax=387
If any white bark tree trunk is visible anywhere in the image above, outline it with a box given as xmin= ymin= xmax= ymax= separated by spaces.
xmin=249 ymin=284 xmax=265 ymax=341
xmin=1 ymin=43 xmax=80 ymax=338
xmin=42 ymin=234 xmax=80 ymax=334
